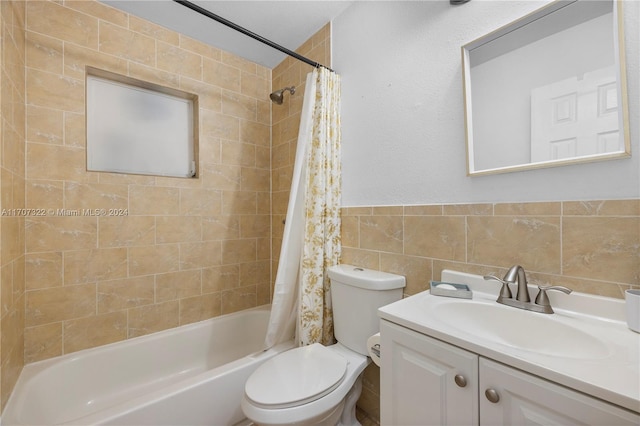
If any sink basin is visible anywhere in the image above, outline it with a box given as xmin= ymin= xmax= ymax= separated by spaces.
xmin=431 ymin=300 xmax=611 ymax=359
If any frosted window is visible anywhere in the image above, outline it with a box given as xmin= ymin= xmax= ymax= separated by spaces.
xmin=86 ymin=69 xmax=197 ymax=178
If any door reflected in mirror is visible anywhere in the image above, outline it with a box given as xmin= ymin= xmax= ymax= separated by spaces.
xmin=462 ymin=0 xmax=630 ymax=176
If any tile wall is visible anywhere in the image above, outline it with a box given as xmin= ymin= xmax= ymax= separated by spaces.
xmin=0 ymin=0 xmax=26 ymax=410
xmin=270 ymin=25 xmax=331 ymax=280
xmin=22 ymin=0 xmax=272 ymax=364
xmin=342 ymin=199 xmax=640 ymax=422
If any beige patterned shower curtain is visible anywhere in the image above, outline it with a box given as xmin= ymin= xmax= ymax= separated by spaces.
xmin=263 ymin=67 xmax=342 ymax=349
xmin=298 ymin=67 xmax=342 ymax=346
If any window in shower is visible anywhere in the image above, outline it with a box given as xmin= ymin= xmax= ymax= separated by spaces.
xmin=86 ymin=67 xmax=198 ymax=178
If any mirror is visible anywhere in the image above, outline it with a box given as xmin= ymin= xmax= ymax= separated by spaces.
xmin=462 ymin=0 xmax=630 ymax=176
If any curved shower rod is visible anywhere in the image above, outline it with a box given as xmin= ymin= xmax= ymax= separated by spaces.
xmin=173 ymin=0 xmax=334 ymax=72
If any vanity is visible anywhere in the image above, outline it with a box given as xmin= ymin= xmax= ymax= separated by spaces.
xmin=378 ymin=270 xmax=640 ymax=425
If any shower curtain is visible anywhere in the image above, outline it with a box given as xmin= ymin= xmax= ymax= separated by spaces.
xmin=264 ymin=67 xmax=342 ymax=349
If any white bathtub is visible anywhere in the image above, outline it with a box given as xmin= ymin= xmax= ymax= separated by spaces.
xmin=2 ymin=305 xmax=294 ymax=426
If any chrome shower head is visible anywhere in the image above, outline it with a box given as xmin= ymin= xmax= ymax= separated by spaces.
xmin=270 ymin=86 xmax=295 ymax=105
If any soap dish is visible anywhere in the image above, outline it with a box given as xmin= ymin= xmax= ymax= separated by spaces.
xmin=430 ymin=281 xmax=472 ymax=299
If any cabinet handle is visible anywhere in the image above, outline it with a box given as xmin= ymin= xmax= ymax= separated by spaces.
xmin=485 ymin=388 xmax=500 ymax=403
xmin=454 ymin=374 xmax=467 ymax=388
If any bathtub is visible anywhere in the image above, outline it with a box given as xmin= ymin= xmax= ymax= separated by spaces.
xmin=2 ymin=305 xmax=294 ymax=426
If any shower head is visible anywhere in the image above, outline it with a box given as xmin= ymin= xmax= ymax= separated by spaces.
xmin=270 ymin=86 xmax=295 ymax=105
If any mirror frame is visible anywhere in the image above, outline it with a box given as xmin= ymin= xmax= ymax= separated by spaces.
xmin=462 ymin=0 xmax=630 ymax=176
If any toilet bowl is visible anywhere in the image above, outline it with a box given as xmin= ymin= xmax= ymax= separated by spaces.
xmin=241 ymin=343 xmax=368 ymax=425
xmin=241 ymin=265 xmax=405 ymax=426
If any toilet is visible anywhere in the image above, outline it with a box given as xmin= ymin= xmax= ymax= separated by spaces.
xmin=241 ymin=264 xmax=405 ymax=426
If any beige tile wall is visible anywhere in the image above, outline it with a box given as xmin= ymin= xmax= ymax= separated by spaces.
xmin=342 ymin=200 xmax=640 ymax=297
xmin=271 ymin=24 xmax=331 ymax=282
xmin=23 ymin=0 xmax=272 ymax=364
xmin=343 ymin=199 xmax=640 ymax=422
xmin=0 ymin=0 xmax=26 ymax=411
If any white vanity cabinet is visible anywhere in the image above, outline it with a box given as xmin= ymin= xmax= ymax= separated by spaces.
xmin=380 ymin=320 xmax=640 ymax=426
xmin=380 ymin=320 xmax=479 ymax=425
xmin=480 ymin=357 xmax=640 ymax=425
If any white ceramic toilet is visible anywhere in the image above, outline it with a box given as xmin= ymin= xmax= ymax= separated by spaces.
xmin=241 ymin=264 xmax=405 ymax=426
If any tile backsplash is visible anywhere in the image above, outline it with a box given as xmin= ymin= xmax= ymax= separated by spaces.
xmin=342 ymin=200 xmax=639 ymax=298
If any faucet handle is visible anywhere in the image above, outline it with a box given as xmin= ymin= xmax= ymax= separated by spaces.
xmin=535 ymin=285 xmax=572 ymax=313
xmin=483 ymin=274 xmax=513 ymax=300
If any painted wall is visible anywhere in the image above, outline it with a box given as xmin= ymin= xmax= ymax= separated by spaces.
xmin=333 ymin=0 xmax=640 ymax=206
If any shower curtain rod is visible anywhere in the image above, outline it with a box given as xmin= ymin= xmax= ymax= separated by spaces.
xmin=173 ymin=0 xmax=334 ymax=72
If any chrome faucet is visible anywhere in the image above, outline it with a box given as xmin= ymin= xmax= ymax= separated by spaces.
xmin=484 ymin=265 xmax=572 ymax=314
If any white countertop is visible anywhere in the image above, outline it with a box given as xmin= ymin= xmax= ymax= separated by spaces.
xmin=378 ymin=270 xmax=640 ymax=413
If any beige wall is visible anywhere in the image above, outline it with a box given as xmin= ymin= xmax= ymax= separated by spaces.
xmin=343 ymin=199 xmax=640 ymax=422
xmin=0 ymin=0 xmax=26 ymax=411
xmin=271 ymin=24 xmax=331 ymax=281
xmin=22 ymin=0 xmax=272 ymax=364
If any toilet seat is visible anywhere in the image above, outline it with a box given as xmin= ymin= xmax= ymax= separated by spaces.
xmin=244 ymin=343 xmax=348 ymax=409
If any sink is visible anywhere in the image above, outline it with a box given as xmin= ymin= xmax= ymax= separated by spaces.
xmin=378 ymin=269 xmax=639 ymax=413
xmin=431 ymin=300 xmax=611 ymax=359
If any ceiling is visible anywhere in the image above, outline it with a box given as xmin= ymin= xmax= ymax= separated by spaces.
xmin=101 ymin=1 xmax=354 ymax=69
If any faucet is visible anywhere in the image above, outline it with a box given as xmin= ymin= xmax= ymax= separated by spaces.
xmin=503 ymin=265 xmax=530 ymax=303
xmin=484 ymin=265 xmax=572 ymax=314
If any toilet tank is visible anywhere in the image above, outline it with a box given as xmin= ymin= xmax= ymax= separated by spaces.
xmin=328 ymin=264 xmax=405 ymax=355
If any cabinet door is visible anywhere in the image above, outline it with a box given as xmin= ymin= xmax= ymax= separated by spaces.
xmin=480 ymin=358 xmax=640 ymax=426
xmin=380 ymin=320 xmax=479 ymax=426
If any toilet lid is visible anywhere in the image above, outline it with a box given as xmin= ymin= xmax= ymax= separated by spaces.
xmin=245 ymin=343 xmax=348 ymax=409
